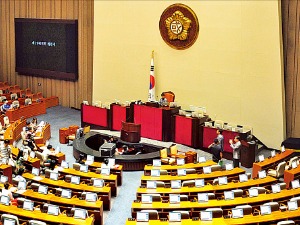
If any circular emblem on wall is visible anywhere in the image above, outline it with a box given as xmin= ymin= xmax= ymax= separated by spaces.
xmin=159 ymin=3 xmax=199 ymax=50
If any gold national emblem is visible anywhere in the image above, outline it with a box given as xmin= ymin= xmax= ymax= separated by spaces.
xmin=165 ymin=11 xmax=191 ymax=41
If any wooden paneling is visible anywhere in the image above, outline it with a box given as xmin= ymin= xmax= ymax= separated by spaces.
xmin=0 ymin=0 xmax=93 ymax=109
xmin=282 ymin=0 xmax=300 ymax=137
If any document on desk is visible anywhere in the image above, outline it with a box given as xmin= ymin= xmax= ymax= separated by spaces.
xmin=16 ymin=189 xmax=26 ymax=194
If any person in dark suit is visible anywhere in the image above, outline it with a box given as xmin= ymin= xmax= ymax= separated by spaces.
xmin=208 ymin=138 xmax=222 ymax=163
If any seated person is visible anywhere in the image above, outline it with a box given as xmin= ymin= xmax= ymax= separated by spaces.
xmin=0 ymin=100 xmax=10 ymax=114
xmin=159 ymin=92 xmax=168 ymax=106
xmin=29 ymin=118 xmax=38 ymax=129
xmin=40 ymin=145 xmax=57 ymax=168
xmin=24 ymin=133 xmax=37 ymax=151
xmin=13 ymin=149 xmax=26 ymax=175
xmin=2 ymin=182 xmax=15 ymax=204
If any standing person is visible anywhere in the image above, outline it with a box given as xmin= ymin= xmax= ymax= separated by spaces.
xmin=0 ymin=140 xmax=13 ymax=164
xmin=216 ymin=129 xmax=224 ymax=151
xmin=208 ymin=138 xmax=222 ymax=163
xmin=229 ymin=136 xmax=241 ymax=168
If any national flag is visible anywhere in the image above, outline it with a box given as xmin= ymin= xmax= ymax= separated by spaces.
xmin=148 ymin=50 xmax=156 ymax=102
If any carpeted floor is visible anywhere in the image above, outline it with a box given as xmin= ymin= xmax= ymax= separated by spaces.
xmin=32 ymin=105 xmax=270 ymax=225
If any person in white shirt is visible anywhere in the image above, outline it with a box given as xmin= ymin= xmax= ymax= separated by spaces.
xmin=229 ymin=136 xmax=241 ymax=168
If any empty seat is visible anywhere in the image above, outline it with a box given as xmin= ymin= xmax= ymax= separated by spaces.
xmin=172 ymin=211 xmax=190 ymax=219
xmin=232 ymin=189 xmax=243 ymax=197
xmin=267 ymin=161 xmax=286 ymax=178
xmin=140 ymin=210 xmax=159 ymax=220
xmin=207 ymin=193 xmax=215 ymax=200
xmin=24 ymin=98 xmax=32 ymax=105
xmin=186 ymin=168 xmax=196 ymax=174
xmin=235 ymin=205 xmax=252 ymax=215
xmin=28 ymin=220 xmax=47 ymax=225
xmin=73 ymin=163 xmax=81 ymax=171
xmin=65 ymin=175 xmax=72 ymax=183
xmin=205 ymin=208 xmax=223 ymax=218
xmin=156 ymin=181 xmax=165 ymax=188
xmin=151 ymin=194 xmax=161 ymax=202
xmin=182 ymin=180 xmax=195 ymax=187
xmin=279 ymin=182 xmax=287 ymax=190
xmin=210 ymin=165 xmax=221 ymax=172
xmin=160 ymin=170 xmax=168 ymax=175
xmin=277 ymin=221 xmax=295 ymax=225
xmin=263 ymin=202 xmax=279 ymax=212
xmin=30 ymin=183 xmax=40 ymax=192
xmin=10 ymin=93 xmax=18 ymax=100
xmin=16 ymin=197 xmax=26 ymax=208
xmin=44 ymin=169 xmax=52 ymax=178
xmin=179 ymin=195 xmax=188 ymax=201
xmin=249 ymin=187 xmax=266 ymax=194
xmin=1 ymin=214 xmax=20 ymax=225
xmin=286 ymin=156 xmax=299 ymax=170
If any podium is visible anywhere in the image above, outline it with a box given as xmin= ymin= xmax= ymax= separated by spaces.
xmin=240 ymin=141 xmax=257 ymax=168
xmin=120 ymin=122 xmax=141 ymax=143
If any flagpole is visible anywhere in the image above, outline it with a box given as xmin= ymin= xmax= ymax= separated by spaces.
xmin=148 ymin=50 xmax=156 ymax=102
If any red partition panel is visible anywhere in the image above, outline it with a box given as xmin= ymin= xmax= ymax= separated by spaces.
xmin=222 ymin=130 xmax=239 ymax=153
xmin=82 ymin=104 xmax=108 ymax=127
xmin=175 ymin=115 xmax=192 ymax=146
xmin=112 ymin=104 xmax=126 ymax=131
xmin=134 ymin=105 xmax=163 ymax=141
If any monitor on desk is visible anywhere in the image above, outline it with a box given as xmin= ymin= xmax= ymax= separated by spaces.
xmin=38 ymin=185 xmax=48 ymax=195
xmin=214 ymin=123 xmax=222 ymax=129
xmin=71 ymin=176 xmax=80 ymax=185
xmin=61 ymin=160 xmax=69 ymax=168
xmin=248 ymin=188 xmax=259 ymax=197
xmin=3 ymin=218 xmax=16 ymax=225
xmin=0 ymin=195 xmax=10 ymax=205
xmin=291 ymin=179 xmax=300 ymax=189
xmin=18 ymin=180 xmax=26 ymax=190
xmin=169 ymin=194 xmax=180 ymax=204
xmin=258 ymin=155 xmax=265 ymax=162
xmin=204 ymin=122 xmax=213 ymax=128
xmin=260 ymin=205 xmax=271 ymax=215
xmin=108 ymin=158 xmax=115 ymax=167
xmin=258 ymin=170 xmax=266 ymax=179
xmin=151 ymin=169 xmax=160 ymax=177
xmin=198 ymin=193 xmax=209 ymax=202
xmin=177 ymin=169 xmax=186 ymax=176
xmin=136 ymin=212 xmax=149 ymax=222
xmin=74 ymin=208 xmax=87 ymax=220
xmin=152 ymin=159 xmax=161 ymax=167
xmin=85 ymin=192 xmax=97 ymax=202
xmin=198 ymin=156 xmax=206 ymax=163
xmin=85 ymin=155 xmax=94 ymax=165
xmin=231 ymin=208 xmax=244 ymax=219
xmin=239 ymin=174 xmax=248 ymax=183
xmin=23 ymin=200 xmax=34 ymax=211
xmin=271 ymin=184 xmax=281 ymax=193
xmin=218 ymin=176 xmax=228 ymax=185
xmin=141 ymin=194 xmax=152 ymax=204
xmin=195 ymin=179 xmax=205 ymax=187
xmin=271 ymin=150 xmax=276 ymax=158
xmin=0 ymin=175 xmax=8 ymax=183
xmin=292 ymin=161 xmax=298 ymax=169
xmin=224 ymin=191 xmax=234 ymax=200
xmin=32 ymin=167 xmax=39 ymax=176
xmin=225 ymin=163 xmax=233 ymax=171
xmin=203 ymin=166 xmax=211 ymax=174
xmin=169 ymin=212 xmax=181 ymax=222
xmin=288 ymin=201 xmax=298 ymax=211
xmin=171 ymin=180 xmax=181 ymax=189
xmin=93 ymin=178 xmax=104 ymax=188
xmin=47 ymin=204 xmax=59 ymax=216
xmin=200 ymin=211 xmax=212 ymax=221
xmin=50 ymin=172 xmax=59 ymax=181
xmin=80 ymin=164 xmax=88 ymax=173
xmin=146 ymin=181 xmax=157 ymax=189
xmin=177 ymin=158 xmax=185 ymax=166
xmin=101 ymin=167 xmax=110 ymax=175
xmin=61 ymin=189 xmax=72 ymax=199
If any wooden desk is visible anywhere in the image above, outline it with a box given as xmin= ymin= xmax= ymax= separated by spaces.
xmin=133 ymin=104 xmax=179 ymax=142
xmin=81 ymin=104 xmax=110 ymax=130
xmin=6 ymin=102 xmax=46 ymax=122
xmin=22 ymin=173 xmax=112 ymax=210
xmin=144 ymin=161 xmax=217 ymax=175
xmin=141 ymin=168 xmax=245 ymax=185
xmin=284 ymin=165 xmax=300 ymax=188
xmin=136 ymin=176 xmax=277 ymax=198
xmin=126 ymin=208 xmax=300 ymax=225
xmin=0 ymin=204 xmax=94 ymax=225
xmin=34 ymin=123 xmax=51 ymax=145
xmin=3 ymin=118 xmax=26 ymax=144
xmin=131 ymin=188 xmax=300 ymax=217
xmin=88 ymin=161 xmax=123 ymax=186
xmin=59 ymin=168 xmax=118 ymax=197
xmin=252 ymin=149 xmax=294 ymax=178
xmin=17 ymin=189 xmax=103 ymax=225
xmin=11 ymin=146 xmax=41 ymax=169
